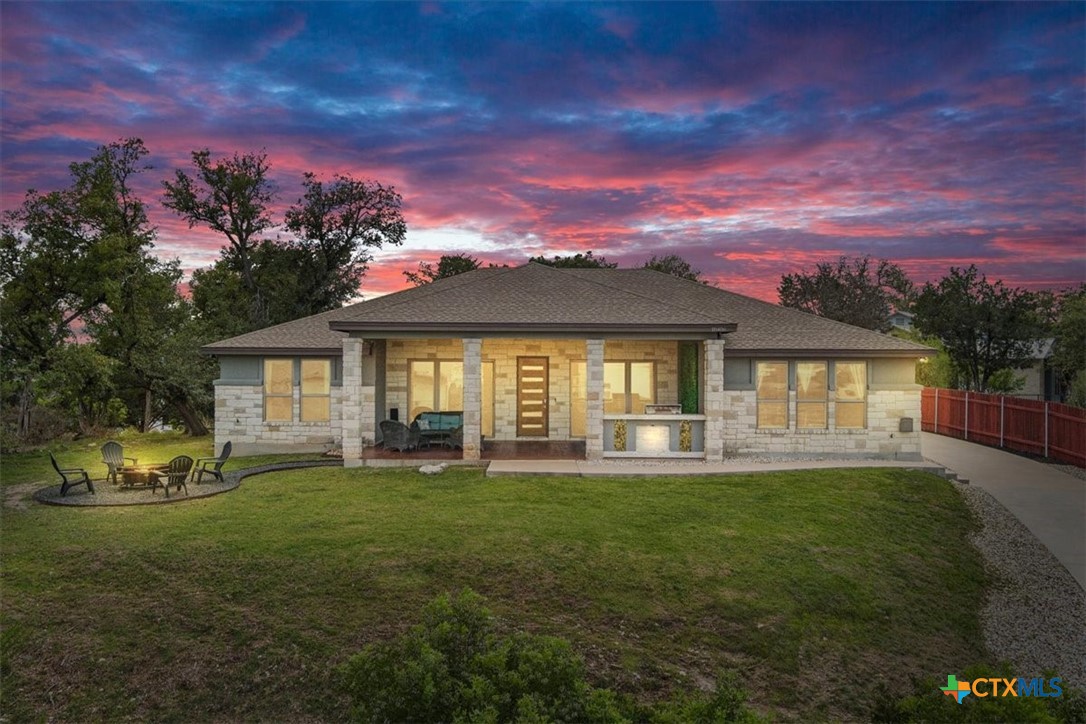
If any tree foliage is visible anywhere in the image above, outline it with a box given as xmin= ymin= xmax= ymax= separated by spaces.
xmin=528 ymin=250 xmax=617 ymax=268
xmin=913 ymin=266 xmax=1045 ymax=392
xmin=281 ymin=173 xmax=406 ymax=316
xmin=778 ymin=256 xmax=913 ymax=331
xmin=1 ymin=139 xmax=219 ymax=443
xmin=168 ymin=154 xmax=405 ymax=332
xmin=404 ymin=253 xmax=483 ymax=286
xmin=642 ymin=254 xmax=704 ymax=282
xmin=162 ymin=150 xmax=275 ymax=327
xmin=1 ymin=138 xmax=162 ymax=438
xmin=1050 ymin=285 xmax=1086 ymax=406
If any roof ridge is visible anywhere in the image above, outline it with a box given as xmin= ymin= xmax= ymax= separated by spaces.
xmin=550 ymin=266 xmax=730 ymax=325
xmin=347 ymin=265 xmax=517 ymax=314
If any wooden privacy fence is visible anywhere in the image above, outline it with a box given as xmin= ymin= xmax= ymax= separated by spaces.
xmin=921 ymin=388 xmax=1086 ymax=468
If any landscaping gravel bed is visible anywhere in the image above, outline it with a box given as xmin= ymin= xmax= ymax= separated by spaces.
xmin=33 ymin=459 xmax=341 ymax=507
xmin=956 ymin=481 xmax=1086 ymax=689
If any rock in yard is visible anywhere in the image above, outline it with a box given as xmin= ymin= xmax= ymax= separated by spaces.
xmin=419 ymin=463 xmax=448 ymax=475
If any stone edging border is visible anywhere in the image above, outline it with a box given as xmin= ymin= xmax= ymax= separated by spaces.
xmin=33 ymin=459 xmax=343 ymax=507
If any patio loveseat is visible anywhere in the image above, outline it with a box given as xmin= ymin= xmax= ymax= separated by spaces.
xmin=411 ymin=411 xmax=463 ymax=447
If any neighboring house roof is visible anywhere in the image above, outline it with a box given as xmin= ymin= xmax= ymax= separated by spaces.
xmin=202 ymin=263 xmax=932 ymax=356
xmin=1030 ymin=338 xmax=1056 ymax=359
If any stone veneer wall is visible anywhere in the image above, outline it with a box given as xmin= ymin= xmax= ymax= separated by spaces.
xmin=214 ymin=385 xmax=342 ymax=455
xmin=383 ymin=338 xmax=680 ymax=441
xmin=720 ymin=387 xmax=922 ymax=458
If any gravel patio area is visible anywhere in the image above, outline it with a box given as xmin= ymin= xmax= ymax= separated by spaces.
xmin=32 ymin=459 xmax=340 ymax=507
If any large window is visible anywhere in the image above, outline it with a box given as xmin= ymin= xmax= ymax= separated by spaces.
xmin=408 ymin=360 xmax=493 ymax=436
xmin=603 ymin=361 xmax=655 ymax=414
xmin=835 ymin=361 xmax=867 ymax=428
xmin=756 ymin=362 xmax=788 ymax=429
xmin=300 ymin=359 xmax=331 ymax=422
xmin=409 ymin=360 xmax=461 ymax=420
xmin=264 ymin=359 xmax=293 ymax=422
xmin=796 ymin=361 xmax=828 ymax=429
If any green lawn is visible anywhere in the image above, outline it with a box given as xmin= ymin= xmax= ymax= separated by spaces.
xmin=1 ymin=445 xmax=989 ymax=722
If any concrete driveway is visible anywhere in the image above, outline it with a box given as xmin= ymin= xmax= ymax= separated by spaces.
xmin=922 ymin=432 xmax=1086 ymax=590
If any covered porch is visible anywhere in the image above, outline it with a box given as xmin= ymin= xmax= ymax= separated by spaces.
xmin=340 ymin=335 xmax=727 ymax=464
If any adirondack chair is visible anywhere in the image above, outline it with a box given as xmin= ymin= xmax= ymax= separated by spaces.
xmin=50 ymin=453 xmax=95 ymax=496
xmin=101 ymin=440 xmax=137 ymax=485
xmin=149 ymin=455 xmax=193 ymax=498
xmin=193 ymin=441 xmax=232 ymax=484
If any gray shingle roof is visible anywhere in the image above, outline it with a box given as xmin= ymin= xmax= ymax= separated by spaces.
xmin=200 ymin=305 xmax=350 ymax=354
xmin=203 ymin=263 xmax=932 ymax=356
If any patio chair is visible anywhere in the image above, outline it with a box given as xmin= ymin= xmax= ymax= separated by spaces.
xmin=50 ymin=453 xmax=95 ymax=496
xmin=443 ymin=425 xmax=464 ymax=451
xmin=101 ymin=440 xmax=137 ymax=485
xmin=380 ymin=420 xmax=419 ymax=452
xmin=193 ymin=441 xmax=232 ymax=484
xmin=149 ymin=455 xmax=193 ymax=498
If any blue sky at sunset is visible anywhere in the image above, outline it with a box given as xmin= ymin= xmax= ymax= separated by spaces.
xmin=2 ymin=1 xmax=1083 ymax=301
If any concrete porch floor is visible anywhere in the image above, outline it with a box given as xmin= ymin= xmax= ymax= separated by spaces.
xmin=351 ymin=440 xmax=586 ymax=467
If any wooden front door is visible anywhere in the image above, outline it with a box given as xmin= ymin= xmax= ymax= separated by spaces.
xmin=517 ymin=357 xmax=549 ymax=437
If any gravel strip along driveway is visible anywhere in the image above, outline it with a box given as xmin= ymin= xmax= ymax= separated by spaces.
xmin=956 ymin=481 xmax=1086 ymax=688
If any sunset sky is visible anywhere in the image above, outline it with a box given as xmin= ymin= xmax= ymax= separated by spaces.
xmin=2 ymin=1 xmax=1084 ymax=301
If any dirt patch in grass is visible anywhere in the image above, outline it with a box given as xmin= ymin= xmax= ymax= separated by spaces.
xmin=2 ymin=482 xmax=37 ymax=511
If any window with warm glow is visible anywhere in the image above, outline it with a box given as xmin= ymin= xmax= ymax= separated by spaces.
xmin=835 ymin=361 xmax=867 ymax=428
xmin=481 ymin=362 xmax=494 ymax=438
xmin=756 ymin=361 xmax=788 ymax=429
xmin=264 ymin=359 xmax=293 ymax=422
xmin=409 ymin=360 xmax=493 ymax=435
xmin=300 ymin=359 xmax=331 ymax=422
xmin=570 ymin=361 xmax=586 ymax=437
xmin=603 ymin=361 xmax=656 ymax=415
xmin=796 ymin=361 xmax=828 ymax=428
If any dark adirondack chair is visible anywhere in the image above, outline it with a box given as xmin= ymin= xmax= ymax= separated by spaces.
xmin=193 ymin=441 xmax=232 ymax=484
xmin=50 ymin=453 xmax=95 ymax=496
xmin=380 ymin=420 xmax=419 ymax=452
xmin=150 ymin=455 xmax=193 ymax=498
xmin=101 ymin=440 xmax=137 ymax=485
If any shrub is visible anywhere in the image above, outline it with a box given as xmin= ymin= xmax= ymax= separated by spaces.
xmin=650 ymin=669 xmax=764 ymax=724
xmin=341 ymin=590 xmax=766 ymax=724
xmin=341 ymin=590 xmax=628 ymax=723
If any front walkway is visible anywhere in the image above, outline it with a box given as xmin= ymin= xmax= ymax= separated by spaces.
xmin=921 ymin=432 xmax=1086 ymax=590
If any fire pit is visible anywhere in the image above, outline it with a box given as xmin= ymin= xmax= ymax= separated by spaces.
xmin=118 ymin=465 xmax=167 ymax=487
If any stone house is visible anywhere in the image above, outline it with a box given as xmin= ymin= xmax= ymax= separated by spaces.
xmin=202 ymin=263 xmax=932 ymax=464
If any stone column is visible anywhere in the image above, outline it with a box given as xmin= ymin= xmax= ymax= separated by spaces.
xmin=341 ymin=338 xmax=374 ymax=460
xmin=703 ymin=338 xmax=725 ymax=462
xmin=462 ymin=338 xmax=482 ymax=461
xmin=585 ymin=338 xmax=605 ymax=460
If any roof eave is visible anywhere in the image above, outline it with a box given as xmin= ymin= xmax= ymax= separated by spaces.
xmin=722 ymin=347 xmax=935 ymax=358
xmin=200 ymin=346 xmax=344 ymax=357
xmin=327 ymin=321 xmax=739 ymax=335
